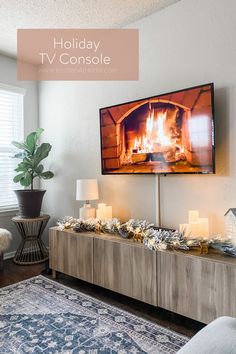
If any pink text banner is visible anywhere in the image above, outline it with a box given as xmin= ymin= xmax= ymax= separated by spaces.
xmin=17 ymin=29 xmax=139 ymax=81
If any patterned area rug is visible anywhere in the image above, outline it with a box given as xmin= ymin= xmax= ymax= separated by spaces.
xmin=0 ymin=276 xmax=188 ymax=353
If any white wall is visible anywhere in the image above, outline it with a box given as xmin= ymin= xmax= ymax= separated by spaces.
xmin=39 ymin=81 xmax=156 ymax=227
xmin=40 ymin=0 xmax=236 ymax=235
xmin=0 ymin=54 xmax=38 ymax=254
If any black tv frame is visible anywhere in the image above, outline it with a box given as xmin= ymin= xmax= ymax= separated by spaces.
xmin=99 ymin=82 xmax=215 ymax=175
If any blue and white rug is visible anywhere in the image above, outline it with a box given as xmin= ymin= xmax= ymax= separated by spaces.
xmin=0 ymin=276 xmax=188 ymax=353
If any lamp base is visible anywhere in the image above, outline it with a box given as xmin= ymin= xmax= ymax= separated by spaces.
xmin=79 ymin=204 xmax=95 ymax=220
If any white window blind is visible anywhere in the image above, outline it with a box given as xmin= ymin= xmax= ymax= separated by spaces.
xmin=0 ymin=84 xmax=24 ymax=210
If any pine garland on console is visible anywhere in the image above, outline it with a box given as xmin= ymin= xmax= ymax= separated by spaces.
xmin=57 ymin=216 xmax=236 ymax=256
xmin=57 ymin=217 xmax=189 ymax=250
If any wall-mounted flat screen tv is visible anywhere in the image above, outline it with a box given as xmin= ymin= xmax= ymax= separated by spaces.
xmin=99 ymin=83 xmax=215 ymax=174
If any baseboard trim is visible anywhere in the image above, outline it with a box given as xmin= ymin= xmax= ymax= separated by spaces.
xmin=4 ymin=246 xmax=48 ymax=261
xmin=4 ymin=251 xmax=16 ymax=260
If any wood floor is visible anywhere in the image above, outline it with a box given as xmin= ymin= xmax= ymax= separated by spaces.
xmin=0 ymin=258 xmax=205 ymax=338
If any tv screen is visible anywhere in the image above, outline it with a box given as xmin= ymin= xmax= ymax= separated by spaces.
xmin=99 ymin=83 xmax=215 ymax=175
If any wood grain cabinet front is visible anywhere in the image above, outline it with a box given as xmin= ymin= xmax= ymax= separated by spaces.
xmin=93 ymin=237 xmax=157 ymax=306
xmin=157 ymin=251 xmax=236 ymax=324
xmin=49 ymin=228 xmax=236 ymax=324
xmin=49 ymin=229 xmax=93 ymax=283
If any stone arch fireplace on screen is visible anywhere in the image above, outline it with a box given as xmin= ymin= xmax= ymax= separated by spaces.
xmin=100 ymin=84 xmax=214 ymax=174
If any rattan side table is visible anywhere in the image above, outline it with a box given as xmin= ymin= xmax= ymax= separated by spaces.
xmin=12 ymin=215 xmax=50 ymax=265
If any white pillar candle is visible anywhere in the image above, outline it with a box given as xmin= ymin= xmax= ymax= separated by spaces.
xmin=105 ymin=206 xmax=112 ymax=219
xmin=188 ymin=210 xmax=199 ymax=223
xmin=189 ymin=221 xmax=200 ymax=238
xmin=198 ymin=218 xmax=209 ymax=238
xmin=96 ymin=204 xmax=112 ymax=220
xmin=98 ymin=203 xmax=106 ymax=209
xmin=96 ymin=208 xmax=106 ymax=220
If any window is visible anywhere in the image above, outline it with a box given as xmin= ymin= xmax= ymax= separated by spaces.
xmin=0 ymin=84 xmax=25 ymax=210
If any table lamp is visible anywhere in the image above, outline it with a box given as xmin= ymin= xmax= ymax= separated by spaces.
xmin=76 ymin=179 xmax=99 ymax=219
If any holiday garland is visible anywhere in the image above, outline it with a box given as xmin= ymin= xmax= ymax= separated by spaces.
xmin=57 ymin=216 xmax=236 ymax=256
xmin=57 ymin=216 xmax=204 ymax=251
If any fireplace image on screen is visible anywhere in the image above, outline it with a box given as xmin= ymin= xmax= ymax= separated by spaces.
xmin=100 ymin=83 xmax=215 ymax=174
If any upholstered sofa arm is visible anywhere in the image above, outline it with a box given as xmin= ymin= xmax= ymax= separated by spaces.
xmin=177 ymin=316 xmax=236 ymax=354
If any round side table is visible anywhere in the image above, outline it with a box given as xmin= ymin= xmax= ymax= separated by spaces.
xmin=12 ymin=215 xmax=50 ymax=265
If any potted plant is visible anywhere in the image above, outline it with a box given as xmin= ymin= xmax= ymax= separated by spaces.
xmin=12 ymin=128 xmax=54 ymax=218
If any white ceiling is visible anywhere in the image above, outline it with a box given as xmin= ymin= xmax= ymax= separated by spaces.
xmin=0 ymin=0 xmax=180 ymax=57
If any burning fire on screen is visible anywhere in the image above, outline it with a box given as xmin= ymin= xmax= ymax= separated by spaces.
xmin=123 ymin=106 xmax=210 ymax=165
xmin=123 ymin=107 xmax=185 ymax=164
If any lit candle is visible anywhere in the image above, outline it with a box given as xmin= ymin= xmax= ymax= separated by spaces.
xmin=105 ymin=206 xmax=112 ymax=219
xmin=189 ymin=221 xmax=200 ymax=238
xmin=198 ymin=218 xmax=209 ymax=238
xmin=96 ymin=208 xmax=106 ymax=220
xmin=188 ymin=210 xmax=199 ymax=223
xmin=98 ymin=203 xmax=106 ymax=209
xmin=96 ymin=204 xmax=112 ymax=220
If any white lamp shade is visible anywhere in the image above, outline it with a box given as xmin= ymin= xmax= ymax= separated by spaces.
xmin=76 ymin=179 xmax=99 ymax=201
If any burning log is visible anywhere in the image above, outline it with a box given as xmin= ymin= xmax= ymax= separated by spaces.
xmin=131 ymin=145 xmax=186 ymax=164
xmin=163 ymin=148 xmax=177 ymax=163
xmin=150 ymin=146 xmax=176 ymax=163
xmin=150 ymin=152 xmax=164 ymax=161
xmin=131 ymin=153 xmax=148 ymax=164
